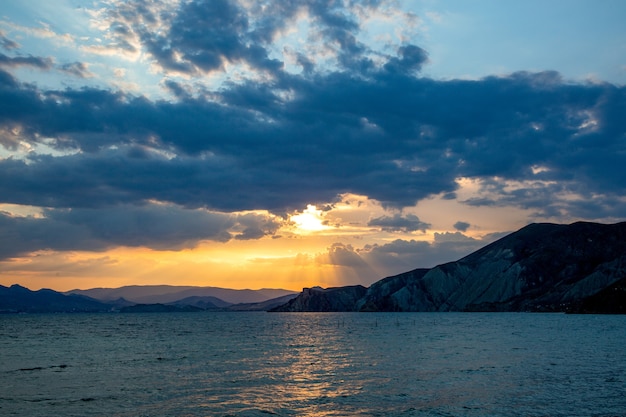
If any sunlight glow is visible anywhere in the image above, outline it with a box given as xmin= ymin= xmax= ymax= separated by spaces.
xmin=290 ymin=205 xmax=329 ymax=232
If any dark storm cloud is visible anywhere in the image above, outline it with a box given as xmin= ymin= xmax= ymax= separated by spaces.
xmin=368 ymin=213 xmax=430 ymax=232
xmin=1 ymin=66 xmax=625 ymax=215
xmin=0 ymin=205 xmax=281 ymax=259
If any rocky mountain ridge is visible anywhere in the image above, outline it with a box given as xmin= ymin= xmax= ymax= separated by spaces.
xmin=0 ymin=284 xmax=297 ymax=313
xmin=272 ymin=221 xmax=626 ymax=313
xmin=67 ymin=285 xmax=296 ymax=305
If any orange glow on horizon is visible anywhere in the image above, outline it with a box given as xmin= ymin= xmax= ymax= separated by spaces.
xmin=0 ymin=191 xmax=540 ymax=293
xmin=0 ymin=237 xmax=351 ymax=292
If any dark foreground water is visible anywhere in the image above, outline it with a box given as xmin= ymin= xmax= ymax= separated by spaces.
xmin=0 ymin=312 xmax=624 ymax=417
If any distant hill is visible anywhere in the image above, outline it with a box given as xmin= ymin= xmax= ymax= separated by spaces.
xmin=0 ymin=284 xmax=111 ymax=313
xmin=0 ymin=283 xmax=298 ymax=314
xmin=226 ymin=293 xmax=299 ymax=311
xmin=67 ymin=285 xmax=297 ymax=305
xmin=120 ymin=303 xmax=204 ymax=313
xmin=272 ymin=222 xmax=626 ymax=313
xmin=167 ymin=295 xmax=232 ymax=310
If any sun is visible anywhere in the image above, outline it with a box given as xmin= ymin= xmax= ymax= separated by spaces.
xmin=290 ymin=205 xmax=329 ymax=232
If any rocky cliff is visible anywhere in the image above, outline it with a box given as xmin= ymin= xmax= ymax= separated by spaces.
xmin=275 ymin=222 xmax=626 ymax=313
xmin=270 ymin=285 xmax=367 ymax=312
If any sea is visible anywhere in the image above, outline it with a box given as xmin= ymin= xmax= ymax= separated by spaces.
xmin=0 ymin=312 xmax=624 ymax=417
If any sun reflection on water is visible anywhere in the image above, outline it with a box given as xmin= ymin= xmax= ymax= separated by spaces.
xmin=224 ymin=317 xmax=364 ymax=416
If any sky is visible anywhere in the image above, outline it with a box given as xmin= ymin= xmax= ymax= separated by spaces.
xmin=0 ymin=0 xmax=625 ymax=292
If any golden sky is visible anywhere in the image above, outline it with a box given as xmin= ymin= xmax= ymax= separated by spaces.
xmin=0 ymin=190 xmax=539 ymax=291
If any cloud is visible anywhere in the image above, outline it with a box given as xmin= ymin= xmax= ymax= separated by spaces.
xmin=453 ymin=221 xmax=470 ymax=232
xmin=316 ymin=243 xmax=367 ymax=268
xmin=95 ymin=0 xmax=419 ymax=78
xmin=0 ymin=54 xmax=92 ymax=79
xmin=383 ymin=44 xmax=428 ymax=74
xmin=359 ymin=234 xmax=488 ymax=276
xmin=1 ymin=21 xmax=74 ymax=46
xmin=98 ymin=0 xmax=285 ymax=76
xmin=315 ymin=242 xmax=380 ymax=285
xmin=0 ymin=66 xmax=624 ymax=220
xmin=368 ymin=213 xmax=430 ymax=232
xmin=0 ymin=53 xmax=53 ymax=70
xmin=59 ymin=62 xmax=93 ymax=78
xmin=233 ymin=212 xmax=283 ymax=240
xmin=0 ymin=203 xmax=284 ymax=260
xmin=296 ymin=232 xmax=507 ymax=286
xmin=0 ymin=31 xmax=19 ymax=50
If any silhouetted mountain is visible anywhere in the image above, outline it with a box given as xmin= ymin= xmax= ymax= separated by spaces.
xmin=271 ymin=285 xmax=367 ymax=312
xmin=568 ymin=277 xmax=626 ymax=314
xmin=120 ymin=303 xmax=204 ymax=313
xmin=1 ymin=284 xmax=298 ymax=314
xmin=226 ymin=293 xmax=299 ymax=311
xmin=0 ymin=284 xmax=111 ymax=313
xmin=272 ymin=222 xmax=626 ymax=313
xmin=105 ymin=297 xmax=136 ymax=309
xmin=167 ymin=295 xmax=232 ymax=310
xmin=67 ymin=285 xmax=296 ymax=305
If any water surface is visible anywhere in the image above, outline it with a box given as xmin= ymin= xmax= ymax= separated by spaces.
xmin=1 ymin=312 xmax=624 ymax=416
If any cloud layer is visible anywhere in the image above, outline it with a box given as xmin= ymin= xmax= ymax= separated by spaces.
xmin=2 ymin=68 xmax=624 ymax=215
xmin=0 ymin=0 xmax=625 ymax=269
xmin=0 ymin=204 xmax=282 ymax=259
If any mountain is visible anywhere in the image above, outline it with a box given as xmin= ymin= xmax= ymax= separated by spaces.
xmin=120 ymin=303 xmax=204 ymax=313
xmin=226 ymin=293 xmax=299 ymax=311
xmin=271 ymin=286 xmax=367 ymax=312
xmin=271 ymin=222 xmax=626 ymax=313
xmin=568 ymin=276 xmax=626 ymax=314
xmin=167 ymin=295 xmax=232 ymax=310
xmin=0 ymin=284 xmax=112 ymax=313
xmin=67 ymin=285 xmax=297 ymax=305
xmin=1 ymin=284 xmax=298 ymax=314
